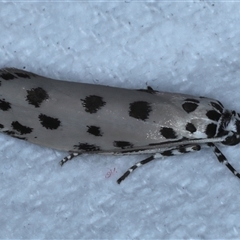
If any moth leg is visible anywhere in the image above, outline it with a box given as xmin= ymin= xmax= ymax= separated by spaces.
xmin=208 ymin=143 xmax=240 ymax=178
xmin=117 ymin=144 xmax=201 ymax=184
xmin=59 ymin=152 xmax=81 ymax=166
xmin=117 ymin=156 xmax=155 ymax=184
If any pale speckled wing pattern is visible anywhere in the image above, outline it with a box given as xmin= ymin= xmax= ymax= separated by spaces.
xmin=0 ymin=68 xmax=222 ymax=154
xmin=1 ymin=68 xmax=240 ymax=184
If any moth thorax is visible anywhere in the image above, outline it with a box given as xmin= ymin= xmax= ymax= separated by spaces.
xmin=221 ymin=110 xmax=240 ymax=146
xmin=224 ymin=111 xmax=240 ymax=133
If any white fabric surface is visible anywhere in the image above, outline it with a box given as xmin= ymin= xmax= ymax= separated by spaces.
xmin=0 ymin=2 xmax=240 ymax=239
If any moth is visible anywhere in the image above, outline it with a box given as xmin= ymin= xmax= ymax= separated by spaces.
xmin=0 ymin=68 xmax=240 ymax=184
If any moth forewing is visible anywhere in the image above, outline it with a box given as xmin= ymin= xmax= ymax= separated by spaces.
xmin=0 ymin=68 xmax=240 ymax=183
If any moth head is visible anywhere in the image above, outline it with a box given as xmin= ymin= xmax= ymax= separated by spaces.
xmin=221 ymin=110 xmax=240 ymax=146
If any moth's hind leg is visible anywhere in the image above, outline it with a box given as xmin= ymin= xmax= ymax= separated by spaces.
xmin=117 ymin=144 xmax=201 ymax=184
xmin=59 ymin=152 xmax=81 ymax=166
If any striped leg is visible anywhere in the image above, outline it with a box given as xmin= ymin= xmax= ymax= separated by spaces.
xmin=208 ymin=143 xmax=240 ymax=178
xmin=117 ymin=144 xmax=201 ymax=184
xmin=59 ymin=152 xmax=81 ymax=166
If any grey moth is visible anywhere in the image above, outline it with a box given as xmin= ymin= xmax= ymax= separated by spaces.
xmin=0 ymin=68 xmax=240 ymax=184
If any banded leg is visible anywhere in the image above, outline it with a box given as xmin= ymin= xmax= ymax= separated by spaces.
xmin=117 ymin=144 xmax=201 ymax=184
xmin=59 ymin=152 xmax=81 ymax=166
xmin=208 ymin=143 xmax=240 ymax=178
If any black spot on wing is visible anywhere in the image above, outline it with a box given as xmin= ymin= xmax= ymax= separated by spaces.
xmin=210 ymin=101 xmax=223 ymax=113
xmin=11 ymin=121 xmax=33 ymax=135
xmin=205 ymin=123 xmax=217 ymax=138
xmin=0 ymin=72 xmax=16 ymax=80
xmin=160 ymin=127 xmax=178 ymax=139
xmin=113 ymin=141 xmax=134 ymax=149
xmin=81 ymin=95 xmax=106 ymax=114
xmin=87 ymin=125 xmax=103 ymax=137
xmin=185 ymin=122 xmax=197 ymax=133
xmin=206 ymin=110 xmax=221 ymax=121
xmin=26 ymin=87 xmax=49 ymax=108
xmin=0 ymin=123 xmax=4 ymax=129
xmin=0 ymin=99 xmax=11 ymax=111
xmin=182 ymin=101 xmax=199 ymax=113
xmin=15 ymin=72 xmax=31 ymax=79
xmin=129 ymin=101 xmax=152 ymax=121
xmin=73 ymin=143 xmax=100 ymax=152
xmin=39 ymin=114 xmax=61 ymax=130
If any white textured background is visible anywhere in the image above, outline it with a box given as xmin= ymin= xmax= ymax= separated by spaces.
xmin=1 ymin=1 xmax=240 ymax=239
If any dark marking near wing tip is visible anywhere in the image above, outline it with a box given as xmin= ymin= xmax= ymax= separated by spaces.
xmin=73 ymin=143 xmax=100 ymax=151
xmin=113 ymin=141 xmax=134 ymax=149
xmin=11 ymin=121 xmax=33 ymax=135
xmin=26 ymin=87 xmax=49 ymax=108
xmin=205 ymin=123 xmax=217 ymax=138
xmin=206 ymin=110 xmax=221 ymax=121
xmin=210 ymin=101 xmax=223 ymax=113
xmin=39 ymin=114 xmax=61 ymax=130
xmin=160 ymin=127 xmax=178 ymax=139
xmin=15 ymin=72 xmax=30 ymax=79
xmin=0 ymin=72 xmax=16 ymax=80
xmin=81 ymin=95 xmax=106 ymax=114
xmin=138 ymin=86 xmax=157 ymax=94
xmin=129 ymin=101 xmax=152 ymax=121
xmin=185 ymin=122 xmax=197 ymax=133
xmin=87 ymin=125 xmax=103 ymax=137
xmin=0 ymin=99 xmax=11 ymax=111
xmin=0 ymin=123 xmax=4 ymax=128
xmin=182 ymin=101 xmax=199 ymax=113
